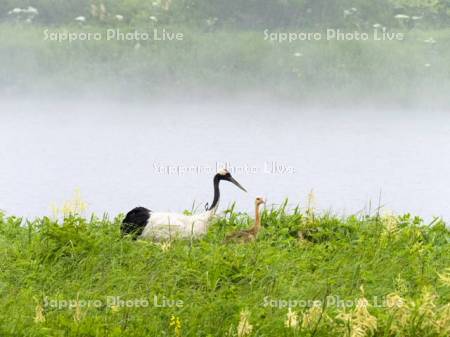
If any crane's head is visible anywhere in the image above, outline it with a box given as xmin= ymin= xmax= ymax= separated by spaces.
xmin=217 ymin=168 xmax=247 ymax=192
xmin=255 ymin=196 xmax=265 ymax=206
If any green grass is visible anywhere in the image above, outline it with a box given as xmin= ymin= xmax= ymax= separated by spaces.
xmin=0 ymin=205 xmax=449 ymax=336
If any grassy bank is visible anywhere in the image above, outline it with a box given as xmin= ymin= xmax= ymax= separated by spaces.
xmin=0 ymin=206 xmax=449 ymax=336
xmin=1 ymin=23 xmax=450 ymax=107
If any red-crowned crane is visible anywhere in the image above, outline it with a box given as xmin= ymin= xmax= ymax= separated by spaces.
xmin=121 ymin=169 xmax=247 ymax=240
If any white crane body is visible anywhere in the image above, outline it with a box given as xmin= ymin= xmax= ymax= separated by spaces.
xmin=141 ymin=210 xmax=215 ymax=240
xmin=121 ymin=169 xmax=246 ymax=240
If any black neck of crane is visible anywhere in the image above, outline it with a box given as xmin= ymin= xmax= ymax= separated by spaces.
xmin=208 ymin=174 xmax=221 ymax=211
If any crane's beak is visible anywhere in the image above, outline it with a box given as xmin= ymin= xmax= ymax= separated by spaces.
xmin=229 ymin=176 xmax=247 ymax=192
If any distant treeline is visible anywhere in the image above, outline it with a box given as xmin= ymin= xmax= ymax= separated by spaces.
xmin=0 ymin=0 xmax=449 ymax=29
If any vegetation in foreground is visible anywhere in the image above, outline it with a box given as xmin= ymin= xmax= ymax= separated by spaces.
xmin=0 ymin=202 xmax=449 ymax=337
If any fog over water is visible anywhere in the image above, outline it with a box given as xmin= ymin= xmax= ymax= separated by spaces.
xmin=1 ymin=98 xmax=449 ymax=221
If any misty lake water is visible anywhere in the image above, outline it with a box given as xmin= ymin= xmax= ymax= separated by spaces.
xmin=1 ymin=99 xmax=449 ymax=222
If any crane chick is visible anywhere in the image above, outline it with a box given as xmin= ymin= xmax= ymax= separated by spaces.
xmin=225 ymin=197 xmax=265 ymax=243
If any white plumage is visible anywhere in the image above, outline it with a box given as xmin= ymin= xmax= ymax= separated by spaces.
xmin=141 ymin=210 xmax=216 ymax=240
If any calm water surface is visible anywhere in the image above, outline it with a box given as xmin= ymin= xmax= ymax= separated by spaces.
xmin=1 ymin=99 xmax=449 ymax=221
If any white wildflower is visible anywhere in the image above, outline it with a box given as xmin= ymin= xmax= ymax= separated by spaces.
xmin=24 ymin=6 xmax=39 ymax=15
xmin=34 ymin=303 xmax=45 ymax=323
xmin=285 ymin=308 xmax=299 ymax=328
xmin=8 ymin=8 xmax=22 ymax=15
xmin=302 ymin=301 xmax=323 ymax=330
xmin=206 ymin=17 xmax=218 ymax=26
xmin=237 ymin=309 xmax=253 ymax=337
